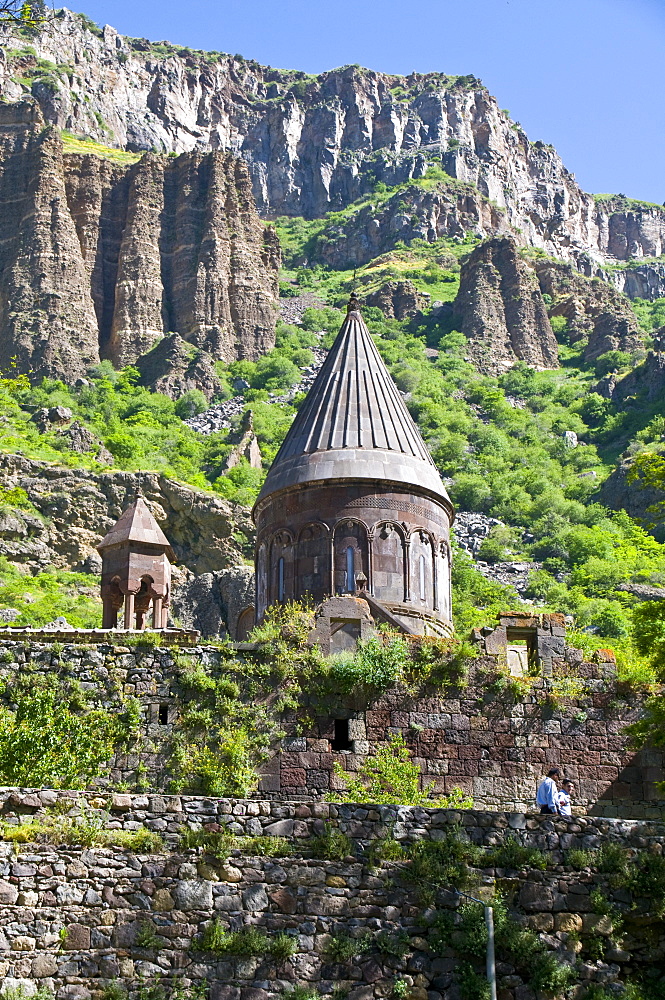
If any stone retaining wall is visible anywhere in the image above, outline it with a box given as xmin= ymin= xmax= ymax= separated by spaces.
xmin=3 ymin=791 xmax=664 ymax=858
xmin=0 ymin=840 xmax=661 ymax=1000
xmin=275 ymin=654 xmax=665 ymax=818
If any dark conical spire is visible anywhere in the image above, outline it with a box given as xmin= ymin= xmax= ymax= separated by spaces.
xmin=255 ymin=300 xmax=450 ymax=505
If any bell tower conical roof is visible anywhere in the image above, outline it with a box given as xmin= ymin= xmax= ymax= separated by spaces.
xmin=97 ymin=496 xmax=175 ymax=560
xmin=254 ymin=298 xmax=451 ymax=507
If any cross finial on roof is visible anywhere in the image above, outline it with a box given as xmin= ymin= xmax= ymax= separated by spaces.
xmin=347 ymin=291 xmax=361 ymax=314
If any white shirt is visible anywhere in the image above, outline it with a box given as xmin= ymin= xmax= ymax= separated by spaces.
xmin=558 ymin=790 xmax=572 ymax=816
xmin=536 ymin=776 xmax=559 ymax=810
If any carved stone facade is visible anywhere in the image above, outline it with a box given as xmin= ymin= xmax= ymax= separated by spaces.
xmin=255 ymin=484 xmax=452 ymax=636
xmin=252 ymin=299 xmax=454 ymax=636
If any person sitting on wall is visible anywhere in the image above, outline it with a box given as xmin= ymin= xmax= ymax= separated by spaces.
xmin=536 ymin=767 xmax=561 ymax=814
xmin=557 ymin=778 xmax=574 ymax=817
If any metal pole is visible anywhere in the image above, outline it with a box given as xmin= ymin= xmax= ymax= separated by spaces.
xmin=485 ymin=906 xmax=497 ymax=1000
xmin=453 ymin=890 xmax=497 ymax=999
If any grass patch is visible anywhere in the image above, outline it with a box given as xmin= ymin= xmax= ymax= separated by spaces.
xmin=2 ymin=815 xmax=163 ymax=852
xmin=61 ymin=130 xmax=142 ymax=165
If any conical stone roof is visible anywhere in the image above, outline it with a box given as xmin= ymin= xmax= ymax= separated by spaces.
xmin=97 ymin=496 xmax=175 ymax=559
xmin=255 ymin=299 xmax=451 ymax=506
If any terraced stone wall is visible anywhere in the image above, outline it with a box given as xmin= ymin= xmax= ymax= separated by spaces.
xmin=2 ymin=789 xmax=664 ymax=858
xmin=0 ymin=801 xmax=662 ymax=1000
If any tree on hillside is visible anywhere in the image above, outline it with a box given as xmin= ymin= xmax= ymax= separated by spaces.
xmin=627 ymin=453 xmax=665 ymax=525
xmin=0 ymin=0 xmax=49 ymax=26
xmin=626 ymin=599 xmax=665 ymax=786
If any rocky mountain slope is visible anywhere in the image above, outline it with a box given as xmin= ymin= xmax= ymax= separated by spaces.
xmin=2 ymin=9 xmax=665 ymax=279
xmin=0 ymin=98 xmax=279 ymax=380
xmin=452 ymin=237 xmax=559 ymax=374
xmin=0 ymin=454 xmax=253 ymax=575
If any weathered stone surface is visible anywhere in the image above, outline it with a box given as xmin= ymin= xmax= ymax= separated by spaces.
xmin=268 ymin=888 xmax=297 ymax=914
xmin=172 ymin=880 xmax=214 ymax=911
xmin=135 ymin=335 xmax=221 ymax=402
xmin=63 ymin=924 xmax=91 ymax=950
xmin=0 ymin=101 xmax=100 ymax=381
xmin=536 ymin=258 xmax=643 ymax=361
xmin=241 ymin=885 xmax=268 ymax=911
xmin=554 ymin=912 xmax=583 ymax=933
xmin=31 ymin=955 xmax=57 ymax=977
xmin=365 ymin=280 xmax=430 ymax=320
xmin=518 ymin=883 xmax=554 ymax=911
xmin=0 ymin=883 xmax=18 ymax=905
xmin=454 ymin=237 xmax=558 ymax=375
xmin=171 ymin=566 xmax=254 ymax=639
xmin=152 ymin=889 xmax=174 ymax=912
xmin=0 ymin=100 xmax=279 ymax=384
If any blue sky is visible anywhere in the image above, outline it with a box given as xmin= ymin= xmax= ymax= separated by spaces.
xmin=75 ymin=0 xmax=665 ymax=204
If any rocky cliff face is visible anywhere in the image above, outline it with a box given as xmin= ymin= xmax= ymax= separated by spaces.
xmin=453 ymin=238 xmax=559 ymax=374
xmin=0 ymin=101 xmax=100 ymax=380
xmin=0 ymin=454 xmax=254 ymax=576
xmin=2 ymin=11 xmax=664 ymax=273
xmin=535 ymin=259 xmax=643 ymax=361
xmin=312 ymin=180 xmax=510 ymax=269
xmin=601 ymin=260 xmax=665 ymax=301
xmin=0 ymin=100 xmax=279 ymax=380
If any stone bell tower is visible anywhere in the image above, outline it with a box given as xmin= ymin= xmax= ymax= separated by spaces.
xmin=252 ymin=296 xmax=454 ymax=636
xmin=97 ymin=497 xmax=174 ymax=630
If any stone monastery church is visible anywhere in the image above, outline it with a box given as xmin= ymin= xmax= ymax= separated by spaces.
xmin=251 ymin=294 xmax=454 ymax=645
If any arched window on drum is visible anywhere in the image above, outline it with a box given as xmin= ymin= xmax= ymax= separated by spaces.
xmin=372 ymin=522 xmax=405 ymax=603
xmin=296 ymin=523 xmax=329 ymax=603
xmin=410 ymin=530 xmax=434 ymax=609
xmin=333 ymin=520 xmax=369 ymax=596
xmin=269 ymin=531 xmax=294 ymax=605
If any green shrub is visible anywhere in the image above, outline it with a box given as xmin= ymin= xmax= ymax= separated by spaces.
xmin=174 ymin=389 xmax=208 ymax=419
xmin=595 ymin=842 xmax=630 ymax=874
xmin=2 ymin=988 xmax=55 ymax=1000
xmin=329 ymin=733 xmax=439 ymax=806
xmin=409 ymin=635 xmax=469 ymax=688
xmin=236 ymin=835 xmax=292 ymax=857
xmin=306 ymin=822 xmax=352 ymax=861
xmin=485 ymin=837 xmax=547 ymax=871
xmin=101 ymin=984 xmax=128 ymax=1000
xmin=178 ymin=829 xmax=236 ymax=858
xmin=407 ymin=833 xmax=482 ymax=899
xmin=281 ymin=989 xmax=320 ymax=1000
xmin=2 ymin=811 xmax=162 ymax=852
xmin=325 ymin=932 xmax=371 ymax=962
xmin=200 ymin=922 xmax=268 ymax=956
xmin=623 ymin=851 xmax=665 ymax=915
xmin=365 ymin=835 xmax=405 ymax=866
xmin=529 ymin=952 xmax=575 ymax=991
xmin=584 ymin=934 xmax=605 ymax=961
xmin=566 ymin=847 xmax=593 ymax=870
xmin=135 ymin=920 xmax=162 ymax=949
xmin=269 ymin=932 xmax=297 ymax=963
xmin=106 ymin=827 xmax=164 ymax=852
xmin=375 ymin=929 xmax=410 ymax=957
xmin=327 ymin=630 xmax=409 ymax=693
xmin=0 ymin=681 xmax=130 ymax=789
xmin=458 ymin=962 xmax=490 ymax=1000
